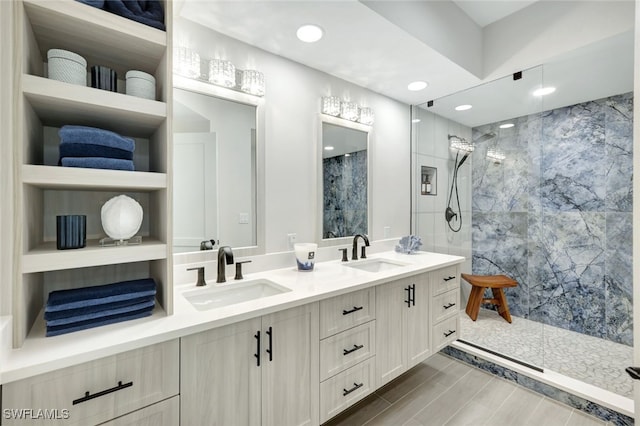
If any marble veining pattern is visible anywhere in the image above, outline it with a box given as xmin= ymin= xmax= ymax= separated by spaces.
xmin=323 ymin=150 xmax=367 ymax=238
xmin=470 ymin=92 xmax=633 ymax=348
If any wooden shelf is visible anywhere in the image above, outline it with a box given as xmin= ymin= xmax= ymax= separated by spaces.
xmin=23 ymin=74 xmax=166 ymax=138
xmin=24 ymin=0 xmax=166 ymax=77
xmin=23 ymin=239 xmax=167 ymax=274
xmin=22 ymin=165 xmax=167 ymax=191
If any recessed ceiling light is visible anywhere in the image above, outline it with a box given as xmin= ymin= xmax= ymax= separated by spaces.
xmin=297 ymin=24 xmax=324 ymax=43
xmin=324 ymin=146 xmax=334 ymax=151
xmin=407 ymin=81 xmax=428 ymax=91
xmin=455 ymin=104 xmax=472 ymax=111
xmin=412 ymin=119 xmax=421 ymax=123
xmin=533 ymin=86 xmax=556 ymax=97
xmin=499 ymin=123 xmax=514 ymax=129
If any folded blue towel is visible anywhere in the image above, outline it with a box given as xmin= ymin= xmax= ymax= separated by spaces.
xmin=59 ymin=125 xmax=135 ymax=152
xmin=76 ymin=0 xmax=105 ymax=7
xmin=44 ymin=295 xmax=154 ymax=321
xmin=59 ymin=143 xmax=134 ymax=161
xmin=46 ymin=307 xmax=153 ymax=337
xmin=61 ymin=157 xmax=135 ymax=171
xmin=104 ymin=1 xmax=165 ymax=31
xmin=46 ymin=299 xmax=155 ymax=326
xmin=46 ymin=278 xmax=156 ymax=312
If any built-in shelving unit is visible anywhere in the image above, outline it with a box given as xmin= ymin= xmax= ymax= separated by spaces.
xmin=12 ymin=0 xmax=173 ymax=347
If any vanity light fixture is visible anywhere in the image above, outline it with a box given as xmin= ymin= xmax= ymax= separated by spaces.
xmin=533 ymin=86 xmax=556 ymax=97
xmin=499 ymin=123 xmax=514 ymax=129
xmin=174 ymin=46 xmax=201 ymax=79
xmin=239 ymin=69 xmax=265 ymax=96
xmin=455 ymin=104 xmax=472 ymax=111
xmin=297 ymin=24 xmax=324 ymax=43
xmin=408 ymin=81 xmax=428 ymax=91
xmin=208 ymin=59 xmax=236 ymax=88
xmin=321 ymin=97 xmax=374 ymax=125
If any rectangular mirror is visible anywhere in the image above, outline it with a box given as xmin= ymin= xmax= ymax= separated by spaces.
xmin=173 ymin=76 xmax=263 ymax=256
xmin=320 ymin=117 xmax=371 ymax=242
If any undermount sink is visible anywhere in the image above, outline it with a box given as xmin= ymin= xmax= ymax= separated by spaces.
xmin=344 ymin=258 xmax=408 ymax=273
xmin=183 ymin=279 xmax=291 ymax=311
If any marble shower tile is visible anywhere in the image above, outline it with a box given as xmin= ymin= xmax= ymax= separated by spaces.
xmin=603 ymin=93 xmax=633 ymax=212
xmin=527 ymin=212 xmax=606 ymax=337
xmin=605 ymin=212 xmax=633 ymax=345
xmin=540 ymin=102 xmax=606 ymax=212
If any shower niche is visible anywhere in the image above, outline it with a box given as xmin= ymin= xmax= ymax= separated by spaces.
xmin=420 ymin=166 xmax=436 ymax=196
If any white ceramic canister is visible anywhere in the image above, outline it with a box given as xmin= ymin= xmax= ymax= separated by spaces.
xmin=125 ymin=70 xmax=156 ymax=100
xmin=47 ymin=49 xmax=87 ymax=86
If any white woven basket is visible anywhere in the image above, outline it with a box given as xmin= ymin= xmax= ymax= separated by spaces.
xmin=126 ymin=70 xmax=156 ymax=100
xmin=47 ymin=49 xmax=87 ymax=86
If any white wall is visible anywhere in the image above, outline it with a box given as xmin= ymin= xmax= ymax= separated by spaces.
xmin=175 ymin=17 xmax=411 ymax=254
xmin=411 ymin=108 xmax=472 ymax=279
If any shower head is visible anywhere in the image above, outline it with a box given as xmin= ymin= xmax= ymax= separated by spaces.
xmin=475 ymin=132 xmax=496 ymax=143
xmin=457 ymin=152 xmax=470 ymax=168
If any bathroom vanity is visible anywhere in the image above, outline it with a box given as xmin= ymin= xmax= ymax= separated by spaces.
xmin=1 ymin=250 xmax=462 ymax=425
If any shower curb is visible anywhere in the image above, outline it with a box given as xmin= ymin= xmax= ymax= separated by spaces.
xmin=441 ymin=345 xmax=634 ymax=425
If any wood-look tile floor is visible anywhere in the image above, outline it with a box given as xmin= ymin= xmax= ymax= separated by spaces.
xmin=323 ymin=354 xmax=609 ymax=426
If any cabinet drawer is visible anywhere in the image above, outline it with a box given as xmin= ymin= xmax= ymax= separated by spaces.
xmin=99 ymin=396 xmax=179 ymax=426
xmin=2 ymin=340 xmax=179 ymax=426
xmin=320 ymin=321 xmax=375 ymax=381
xmin=433 ymin=316 xmax=459 ymax=351
xmin=320 ymin=357 xmax=375 ymax=424
xmin=432 ymin=289 xmax=459 ymax=323
xmin=320 ymin=288 xmax=375 ymax=338
xmin=431 ymin=265 xmax=459 ymax=295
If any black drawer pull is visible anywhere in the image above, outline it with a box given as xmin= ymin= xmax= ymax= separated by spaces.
xmin=443 ymin=276 xmax=456 ymax=282
xmin=73 ymin=381 xmax=132 ymax=405
xmin=404 ymin=286 xmax=411 ymax=307
xmin=343 ymin=344 xmax=364 ymax=356
xmin=266 ymin=326 xmax=273 ymax=361
xmin=342 ymin=306 xmax=363 ymax=315
xmin=255 ymin=331 xmax=261 ymax=366
xmin=343 ymin=382 xmax=364 ymax=396
xmin=444 ymin=329 xmax=456 ymax=337
xmin=443 ymin=302 xmax=456 ymax=310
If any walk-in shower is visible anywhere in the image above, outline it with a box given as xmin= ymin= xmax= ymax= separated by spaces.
xmin=411 ymin=30 xmax=634 ymax=421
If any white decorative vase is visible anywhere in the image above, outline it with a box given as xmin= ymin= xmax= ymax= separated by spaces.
xmin=101 ymin=195 xmax=143 ymax=240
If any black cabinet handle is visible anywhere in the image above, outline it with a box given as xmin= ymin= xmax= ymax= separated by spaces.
xmin=255 ymin=331 xmax=261 ymax=367
xmin=444 ymin=329 xmax=456 ymax=337
xmin=342 ymin=306 xmax=363 ymax=315
xmin=626 ymin=367 xmax=640 ymax=380
xmin=342 ymin=382 xmax=364 ymax=396
xmin=443 ymin=302 xmax=456 ymax=310
xmin=411 ymin=284 xmax=416 ymax=306
xmin=343 ymin=344 xmax=364 ymax=356
xmin=266 ymin=326 xmax=273 ymax=361
xmin=404 ymin=286 xmax=411 ymax=307
xmin=443 ymin=276 xmax=456 ymax=282
xmin=72 ymin=381 xmax=132 ymax=405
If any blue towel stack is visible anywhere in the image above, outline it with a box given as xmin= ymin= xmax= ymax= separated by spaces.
xmin=44 ymin=278 xmax=156 ymax=337
xmin=76 ymin=0 xmax=165 ymax=31
xmin=58 ymin=125 xmax=135 ymax=171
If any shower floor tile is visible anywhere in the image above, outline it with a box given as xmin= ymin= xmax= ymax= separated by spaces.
xmin=460 ymin=309 xmax=633 ymax=397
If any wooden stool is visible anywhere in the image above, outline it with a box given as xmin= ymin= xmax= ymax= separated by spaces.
xmin=461 ymin=274 xmax=518 ymax=323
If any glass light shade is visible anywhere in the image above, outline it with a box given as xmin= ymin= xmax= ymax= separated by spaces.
xmin=340 ymin=101 xmax=359 ymax=122
xmin=358 ymin=107 xmax=374 ymax=125
xmin=240 ymin=69 xmax=265 ymax=96
xmin=174 ymin=47 xmax=200 ymax=79
xmin=322 ymin=96 xmax=341 ymax=116
xmin=208 ymin=59 xmax=236 ymax=88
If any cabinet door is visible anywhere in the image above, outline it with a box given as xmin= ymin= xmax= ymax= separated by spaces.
xmin=261 ymin=303 xmax=319 ymax=426
xmin=406 ymin=274 xmax=432 ymax=368
xmin=99 ymin=396 xmax=179 ymax=426
xmin=180 ymin=318 xmax=262 ymax=426
xmin=375 ymin=279 xmax=408 ymax=387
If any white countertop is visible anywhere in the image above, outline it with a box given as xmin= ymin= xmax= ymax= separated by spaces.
xmin=0 ymin=250 xmax=464 ymax=384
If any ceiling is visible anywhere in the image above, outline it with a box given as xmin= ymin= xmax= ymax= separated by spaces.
xmin=177 ymin=0 xmax=634 ymax=127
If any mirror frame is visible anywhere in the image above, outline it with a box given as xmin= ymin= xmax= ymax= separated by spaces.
xmin=317 ymin=114 xmax=373 ymax=247
xmin=172 ymin=74 xmax=266 ymax=262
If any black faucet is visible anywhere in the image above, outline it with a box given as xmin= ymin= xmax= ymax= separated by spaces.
xmin=351 ymin=234 xmax=370 ymax=261
xmin=217 ymin=246 xmax=234 ymax=283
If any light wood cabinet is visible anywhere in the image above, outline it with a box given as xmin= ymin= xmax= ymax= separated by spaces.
xmin=98 ymin=396 xmax=179 ymax=426
xmin=9 ymin=0 xmax=173 ymax=348
xmin=180 ymin=303 xmax=319 ymax=426
xmin=1 ymin=340 xmax=179 ymax=425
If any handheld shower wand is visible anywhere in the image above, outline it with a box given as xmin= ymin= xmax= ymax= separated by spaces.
xmin=445 ymin=150 xmax=470 ymax=232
